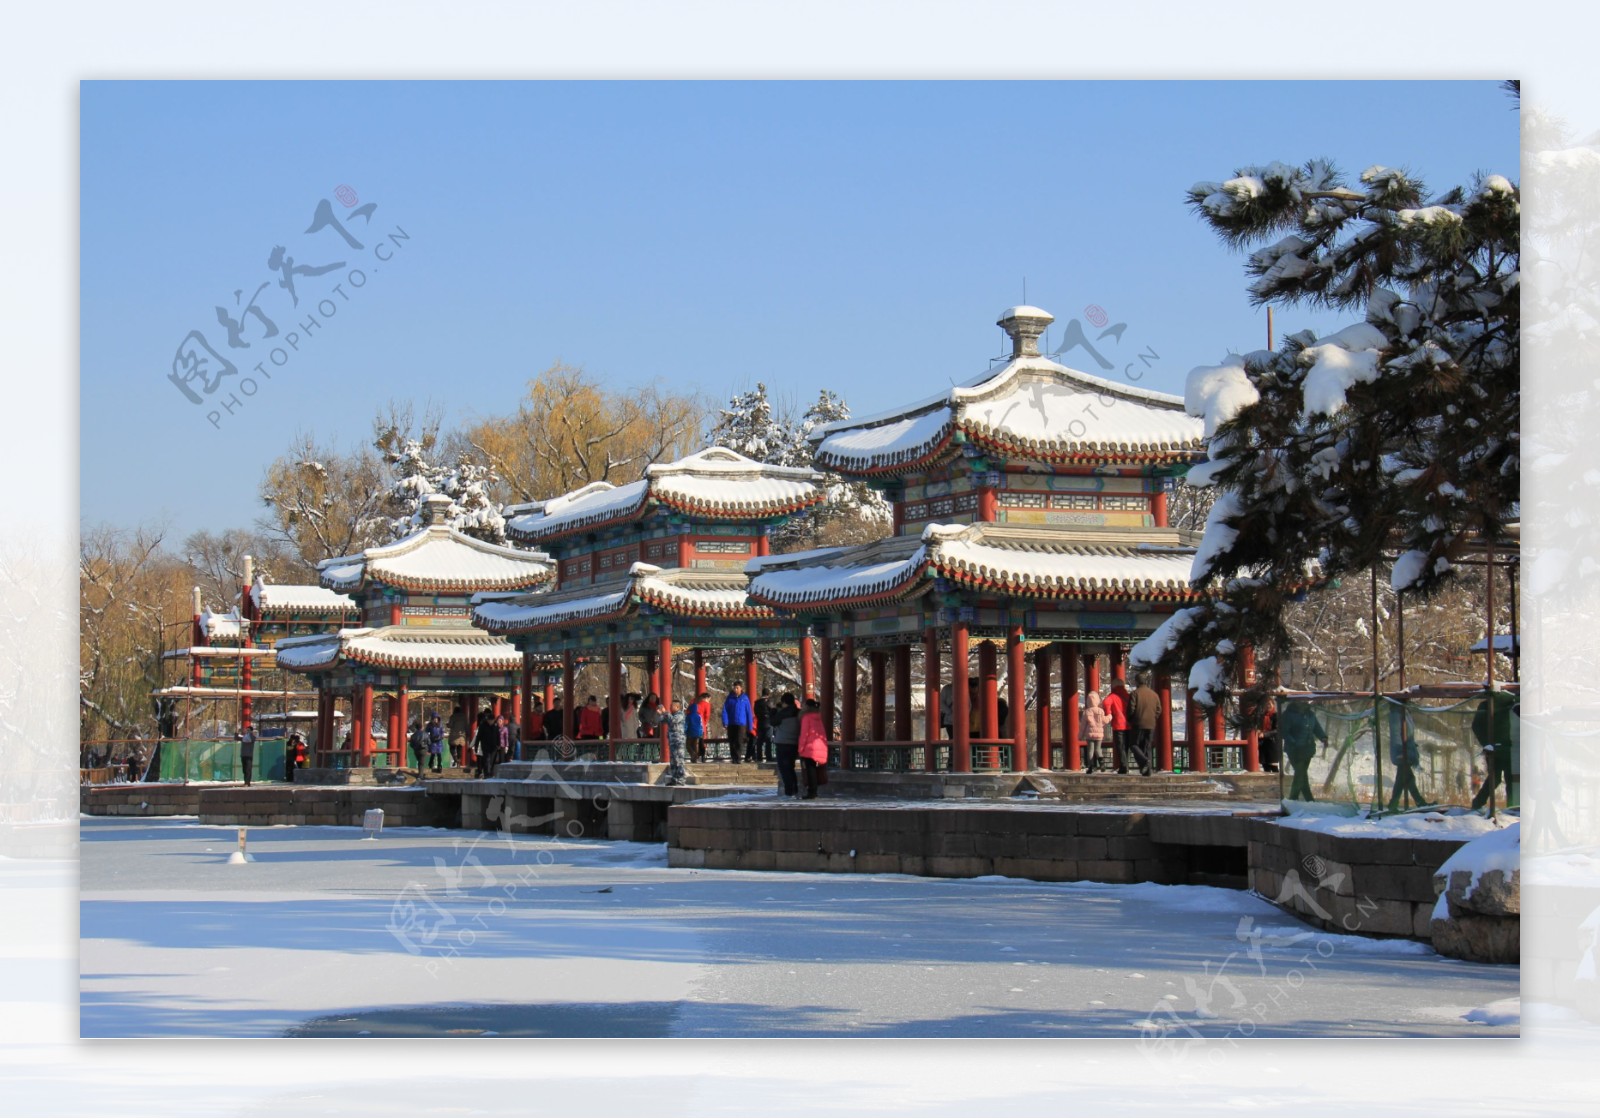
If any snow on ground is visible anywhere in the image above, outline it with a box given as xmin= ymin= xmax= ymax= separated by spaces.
xmin=78 ymin=816 xmax=1517 ymax=1039
xmin=1273 ymin=807 xmax=1515 ymax=839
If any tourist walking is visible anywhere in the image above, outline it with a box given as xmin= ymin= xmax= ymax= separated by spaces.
xmin=754 ymin=688 xmax=774 ymax=763
xmin=542 ymin=696 xmax=564 ymax=740
xmin=1280 ymin=698 xmax=1327 ymax=801
xmin=1083 ymin=691 xmax=1109 ymax=773
xmin=797 ymin=697 xmax=828 ymax=800
xmin=939 ymin=682 xmax=954 ymax=739
xmin=664 ymin=699 xmax=689 ymax=786
xmin=1103 ymin=680 xmax=1130 ymax=773
xmin=638 ymin=692 xmax=664 ymax=747
xmin=473 ymin=708 xmax=497 ymax=778
xmin=1387 ymin=704 xmax=1427 ymax=811
xmin=497 ymin=713 xmax=518 ymax=771
xmin=722 ymin=681 xmax=754 ymax=763
xmin=577 ymin=695 xmax=604 ymax=741
xmin=238 ymin=725 xmax=256 ymax=786
xmin=1470 ymin=689 xmax=1517 ymax=811
xmin=408 ymin=717 xmax=427 ymax=771
xmin=770 ymin=691 xmax=801 ymax=797
xmin=685 ymin=695 xmax=706 ymax=766
xmin=1128 ymin=673 xmax=1159 ymax=776
xmin=426 ymin=715 xmax=445 ymax=773
xmin=448 ymin=704 xmax=469 ymax=769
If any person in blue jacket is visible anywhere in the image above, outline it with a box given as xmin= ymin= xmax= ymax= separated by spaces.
xmin=722 ymin=681 xmax=754 ymax=763
xmin=685 ymin=698 xmax=706 ymax=769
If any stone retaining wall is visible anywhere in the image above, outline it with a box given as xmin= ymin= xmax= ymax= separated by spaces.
xmin=1245 ymin=819 xmax=1470 ymax=940
xmin=80 ymin=783 xmax=213 ymax=817
xmin=196 ymin=786 xmax=455 ymax=828
xmin=666 ymin=802 xmax=1265 ymax=884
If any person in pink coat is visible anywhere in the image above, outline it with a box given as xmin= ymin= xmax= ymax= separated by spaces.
xmin=796 ymin=697 xmax=829 ymax=800
xmin=1082 ymin=691 xmax=1109 ymax=773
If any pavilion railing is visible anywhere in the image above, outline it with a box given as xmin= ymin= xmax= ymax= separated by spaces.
xmin=839 ymin=740 xmax=1009 ymax=773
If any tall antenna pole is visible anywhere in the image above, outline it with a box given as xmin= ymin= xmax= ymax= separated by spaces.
xmin=1267 ymin=306 xmax=1275 ymax=349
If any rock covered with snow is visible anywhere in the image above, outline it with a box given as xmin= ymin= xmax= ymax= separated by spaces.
xmin=1430 ymin=822 xmax=1520 ymax=964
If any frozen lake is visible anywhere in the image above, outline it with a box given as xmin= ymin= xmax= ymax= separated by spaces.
xmin=79 ymin=817 xmax=1518 ymax=1039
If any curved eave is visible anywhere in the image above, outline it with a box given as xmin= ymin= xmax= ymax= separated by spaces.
xmin=932 ymin=560 xmax=1201 ymax=602
xmin=366 ymin=571 xmax=552 ymax=594
xmin=473 ymin=602 xmax=636 ymax=637
xmin=634 ymin=587 xmax=779 ymax=620
xmin=747 ymin=562 xmax=931 ymax=613
xmin=343 ymin=647 xmax=523 ymax=672
xmin=813 ymin=427 xmax=958 ymax=479
xmin=506 ymin=498 xmax=651 ymax=546
xmin=958 ymin=425 xmax=1207 ymax=466
xmin=653 ymin=491 xmax=826 ymax=522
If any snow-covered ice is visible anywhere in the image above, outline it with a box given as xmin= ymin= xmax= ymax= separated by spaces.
xmin=79 ymin=817 xmax=1516 ymax=1038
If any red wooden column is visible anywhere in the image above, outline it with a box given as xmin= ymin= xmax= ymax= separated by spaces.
xmin=358 ymin=682 xmax=374 ymax=765
xmin=1061 ymin=646 xmax=1080 ymax=771
xmin=240 ymin=642 xmax=254 ymax=734
xmin=561 ymin=651 xmax=575 ymax=739
xmin=1209 ymin=705 xmax=1226 ymax=769
xmin=607 ymin=645 xmax=622 ymax=742
xmin=923 ymin=627 xmax=940 ymax=771
xmin=951 ymin=622 xmax=972 ymax=773
xmin=510 ymin=685 xmax=521 ymax=728
xmin=1186 ymin=688 xmax=1207 ymax=773
xmin=743 ymin=648 xmax=758 ymax=707
xmin=978 ymin=480 xmax=998 ymax=523
xmin=819 ymin=633 xmax=836 ymax=740
xmin=397 ymin=685 xmax=410 ymax=761
xmin=1241 ymin=645 xmax=1260 ymax=772
xmin=841 ymin=636 xmax=858 ymax=745
xmin=542 ymin=674 xmax=554 ymax=713
xmin=1155 ymin=673 xmax=1174 ymax=773
xmin=799 ymin=634 xmax=815 ymax=698
xmin=1008 ymin=625 xmax=1028 ymax=772
xmin=1152 ymin=486 xmax=1169 ymax=528
xmin=1034 ymin=645 xmax=1052 ymax=770
xmin=658 ymin=635 xmax=673 ymax=762
xmin=492 ymin=696 xmax=503 ymax=719
xmin=1083 ymin=652 xmax=1100 ymax=701
xmin=694 ymin=649 xmax=707 ymax=701
xmin=385 ymin=694 xmax=398 ymax=765
xmin=868 ymin=650 xmax=887 ymax=741
xmin=1111 ymin=645 xmax=1128 ymax=683
xmin=314 ymin=689 xmax=329 ymax=761
xmin=979 ymin=641 xmax=999 ymax=768
xmin=893 ymin=644 xmax=913 ymax=743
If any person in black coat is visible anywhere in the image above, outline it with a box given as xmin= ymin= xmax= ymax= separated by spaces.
xmin=473 ymin=709 xmax=498 ymax=777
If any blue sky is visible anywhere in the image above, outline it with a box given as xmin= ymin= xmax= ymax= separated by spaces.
xmin=80 ymin=80 xmax=1520 ymax=540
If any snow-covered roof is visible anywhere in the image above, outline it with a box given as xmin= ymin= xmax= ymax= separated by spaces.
xmin=316 ymin=524 xmax=553 ymax=594
xmin=274 ymin=627 xmax=524 ymax=673
xmin=198 ymin=607 xmax=242 ymax=641
xmin=747 ymin=523 xmax=1201 ymax=610
xmin=812 ymin=351 xmax=1205 ymax=477
xmin=506 ymin=447 xmax=823 ymax=544
xmin=473 ymin=561 xmax=778 ymax=635
xmin=249 ymin=578 xmax=357 ymax=616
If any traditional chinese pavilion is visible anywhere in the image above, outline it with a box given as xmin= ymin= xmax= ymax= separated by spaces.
xmin=745 ymin=305 xmax=1222 ymax=775
xmin=149 ymin=560 xmax=357 ymax=778
xmin=276 ymin=495 xmax=554 ymax=766
xmin=472 ymin=447 xmax=824 ymax=756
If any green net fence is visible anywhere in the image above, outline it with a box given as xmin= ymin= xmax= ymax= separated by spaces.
xmin=1278 ymin=690 xmax=1519 ymax=812
xmin=155 ymin=739 xmax=292 ymax=782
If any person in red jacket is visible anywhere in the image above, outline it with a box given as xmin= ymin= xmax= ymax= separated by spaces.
xmin=1102 ymin=681 xmax=1131 ymax=773
xmin=576 ymin=695 xmax=604 ymax=740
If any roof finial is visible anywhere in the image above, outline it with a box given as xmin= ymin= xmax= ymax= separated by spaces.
xmin=997 ymin=304 xmax=1055 ymax=359
xmin=422 ymin=493 xmax=453 ymax=527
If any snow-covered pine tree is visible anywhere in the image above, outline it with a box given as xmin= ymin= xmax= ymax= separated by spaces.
xmin=706 ymin=382 xmax=796 ymax=466
xmin=793 ymin=389 xmax=892 ymax=547
xmin=1132 ymin=154 xmax=1519 ymax=712
xmin=376 ymin=433 xmax=508 ymax=545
